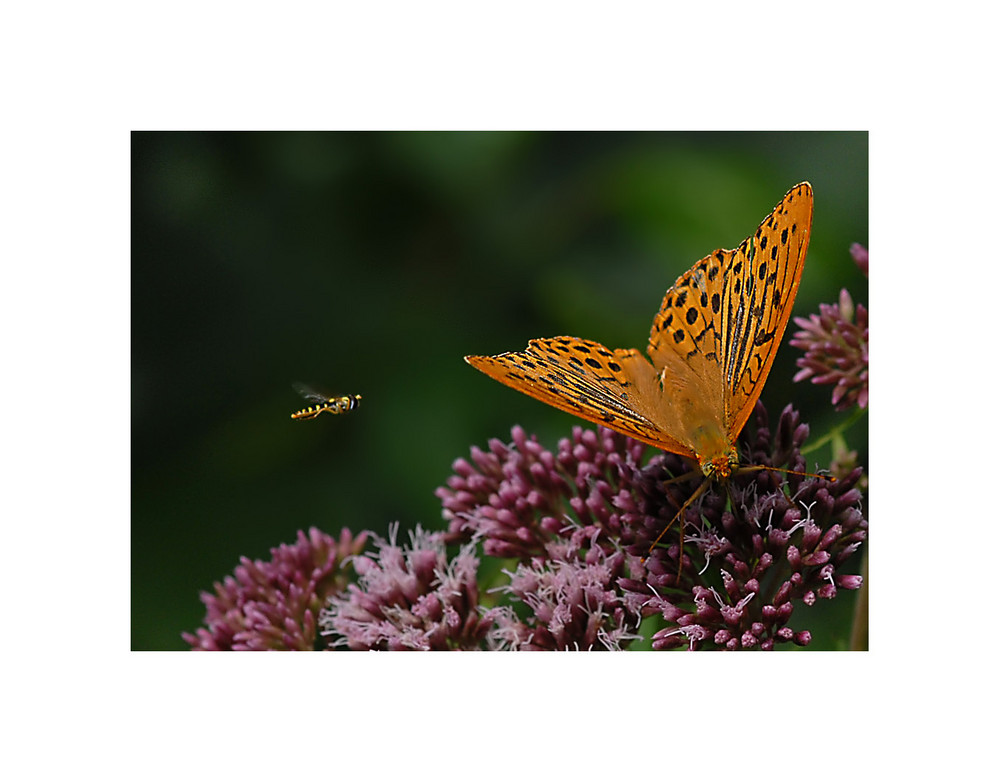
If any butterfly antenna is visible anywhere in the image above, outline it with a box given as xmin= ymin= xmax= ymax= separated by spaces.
xmin=738 ymin=464 xmax=836 ymax=482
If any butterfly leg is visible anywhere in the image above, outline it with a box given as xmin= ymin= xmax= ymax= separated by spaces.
xmin=661 ymin=469 xmax=702 ymax=486
xmin=644 ymin=477 xmax=713 ymax=577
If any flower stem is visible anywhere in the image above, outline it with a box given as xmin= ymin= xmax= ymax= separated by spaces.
xmin=801 ymin=405 xmax=868 ymax=456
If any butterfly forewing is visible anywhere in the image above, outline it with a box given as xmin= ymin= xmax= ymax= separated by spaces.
xmin=465 ymin=337 xmax=695 ymax=457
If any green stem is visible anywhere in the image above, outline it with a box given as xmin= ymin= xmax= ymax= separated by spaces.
xmin=801 ymin=405 xmax=868 ymax=456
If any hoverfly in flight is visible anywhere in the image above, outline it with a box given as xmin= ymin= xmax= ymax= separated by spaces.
xmin=290 ymin=383 xmax=362 ymax=421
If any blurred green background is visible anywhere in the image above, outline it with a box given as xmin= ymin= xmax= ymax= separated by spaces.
xmin=132 ymin=132 xmax=868 ymax=650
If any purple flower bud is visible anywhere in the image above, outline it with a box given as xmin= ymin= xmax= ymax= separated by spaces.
xmin=773 ymin=581 xmax=793 ymax=605
xmin=837 ymin=574 xmax=864 ymax=590
xmin=769 ymin=527 xmax=791 ymax=547
xmin=849 ymin=243 xmax=868 ymax=277
xmin=819 ymin=524 xmax=843 ymax=551
xmin=802 ymin=550 xmax=831 ymax=567
xmin=802 ymin=522 xmax=822 ymax=550
xmin=818 ymin=584 xmax=837 ymax=599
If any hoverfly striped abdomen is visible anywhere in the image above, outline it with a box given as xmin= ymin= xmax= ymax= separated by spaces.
xmin=290 ymin=383 xmax=362 ymax=420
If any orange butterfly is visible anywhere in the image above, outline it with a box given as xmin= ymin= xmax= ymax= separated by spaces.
xmin=466 ymin=182 xmax=813 ymax=497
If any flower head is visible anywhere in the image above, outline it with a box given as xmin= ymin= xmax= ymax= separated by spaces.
xmin=190 ymin=402 xmax=865 ymax=649
xmin=183 ymin=527 xmax=367 ymax=651
xmin=488 ymin=537 xmax=643 ymax=650
xmin=439 ymin=402 xmax=866 ymax=651
xmin=436 ymin=424 xmax=655 ymax=559
xmin=616 ymin=403 xmax=866 ymax=649
xmin=320 ymin=524 xmax=497 ymax=650
xmin=791 ymin=267 xmax=869 ymax=411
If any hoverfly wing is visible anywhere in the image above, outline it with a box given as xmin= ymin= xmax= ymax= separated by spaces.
xmin=292 ymin=382 xmax=330 ymax=404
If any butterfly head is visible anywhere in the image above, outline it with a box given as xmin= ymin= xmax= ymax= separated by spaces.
xmin=701 ymin=448 xmax=740 ymax=480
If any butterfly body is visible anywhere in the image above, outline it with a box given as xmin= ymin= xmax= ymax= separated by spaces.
xmin=465 ymin=182 xmax=813 ymax=477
